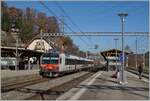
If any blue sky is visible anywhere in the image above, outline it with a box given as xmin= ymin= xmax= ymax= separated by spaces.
xmin=6 ymin=1 xmax=149 ymax=53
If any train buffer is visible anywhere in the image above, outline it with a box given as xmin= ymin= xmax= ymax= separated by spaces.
xmin=57 ymin=71 xmax=149 ymax=100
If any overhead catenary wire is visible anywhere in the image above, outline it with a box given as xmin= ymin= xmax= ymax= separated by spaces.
xmin=39 ymin=1 xmax=90 ymax=47
xmin=39 ymin=1 xmax=73 ymax=32
xmin=55 ymin=1 xmax=92 ymax=44
xmin=56 ymin=2 xmax=148 ymax=50
xmin=55 ymin=2 xmax=84 ymax=34
xmin=39 ymin=1 xmax=148 ymax=53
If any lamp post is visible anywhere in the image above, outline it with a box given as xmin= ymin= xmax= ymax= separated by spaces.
xmin=11 ymin=21 xmax=20 ymax=70
xmin=143 ymin=49 xmax=145 ymax=69
xmin=114 ymin=38 xmax=118 ymax=70
xmin=118 ymin=12 xmax=128 ymax=84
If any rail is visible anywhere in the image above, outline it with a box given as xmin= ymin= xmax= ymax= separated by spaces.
xmin=126 ymin=67 xmax=149 ymax=79
xmin=1 ymin=77 xmax=48 ymax=92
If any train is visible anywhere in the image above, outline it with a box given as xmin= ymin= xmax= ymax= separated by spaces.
xmin=39 ymin=52 xmax=107 ymax=77
xmin=1 ymin=57 xmax=16 ymax=70
xmin=1 ymin=56 xmax=35 ymax=70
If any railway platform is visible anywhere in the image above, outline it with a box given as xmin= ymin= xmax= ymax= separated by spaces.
xmin=1 ymin=69 xmax=39 ymax=83
xmin=57 ymin=71 xmax=149 ymax=100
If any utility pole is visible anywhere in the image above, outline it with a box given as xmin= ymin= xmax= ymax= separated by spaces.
xmin=61 ymin=16 xmax=65 ymax=53
xmin=135 ymin=36 xmax=138 ymax=69
xmin=11 ymin=20 xmax=19 ymax=70
xmin=114 ymin=38 xmax=119 ymax=70
xmin=39 ymin=29 xmax=43 ymax=68
xmin=61 ymin=16 xmax=64 ymax=34
xmin=40 ymin=29 xmax=43 ymax=52
xmin=16 ymin=30 xmax=19 ymax=70
xmin=118 ymin=12 xmax=128 ymax=85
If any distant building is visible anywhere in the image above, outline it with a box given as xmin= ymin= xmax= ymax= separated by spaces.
xmin=128 ymin=54 xmax=143 ymax=68
xmin=145 ymin=51 xmax=149 ymax=67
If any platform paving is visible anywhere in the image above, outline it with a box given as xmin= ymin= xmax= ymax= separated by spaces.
xmin=1 ymin=69 xmax=39 ymax=82
xmin=57 ymin=71 xmax=149 ymax=100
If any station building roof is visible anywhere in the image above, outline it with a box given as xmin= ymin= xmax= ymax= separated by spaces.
xmin=24 ymin=33 xmax=60 ymax=50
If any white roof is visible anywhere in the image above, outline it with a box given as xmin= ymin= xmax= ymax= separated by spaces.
xmin=65 ymin=54 xmax=93 ymax=62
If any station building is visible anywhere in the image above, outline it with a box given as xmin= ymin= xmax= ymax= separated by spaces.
xmin=1 ymin=31 xmax=60 ymax=70
xmin=25 ymin=37 xmax=53 ymax=53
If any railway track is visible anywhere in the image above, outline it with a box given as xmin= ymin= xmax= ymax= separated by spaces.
xmin=23 ymin=72 xmax=95 ymax=100
xmin=1 ymin=69 xmax=102 ymax=100
xmin=1 ymin=76 xmax=49 ymax=92
xmin=1 ymin=71 xmax=87 ymax=93
xmin=126 ymin=68 xmax=149 ymax=79
xmin=2 ymin=68 xmax=144 ymax=94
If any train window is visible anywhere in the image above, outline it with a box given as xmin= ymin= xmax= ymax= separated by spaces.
xmin=42 ymin=59 xmax=58 ymax=64
xmin=77 ymin=60 xmax=85 ymax=64
xmin=65 ymin=59 xmax=75 ymax=65
xmin=42 ymin=53 xmax=59 ymax=64
xmin=50 ymin=59 xmax=58 ymax=64
xmin=42 ymin=57 xmax=58 ymax=64
xmin=42 ymin=59 xmax=49 ymax=64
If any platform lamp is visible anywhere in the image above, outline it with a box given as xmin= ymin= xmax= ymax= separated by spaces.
xmin=11 ymin=20 xmax=20 ymax=70
xmin=118 ymin=12 xmax=128 ymax=84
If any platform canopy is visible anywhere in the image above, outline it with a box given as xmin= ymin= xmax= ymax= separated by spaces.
xmin=101 ymin=49 xmax=130 ymax=57
xmin=1 ymin=46 xmax=44 ymax=57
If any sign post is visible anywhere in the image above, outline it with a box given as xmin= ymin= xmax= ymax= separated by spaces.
xmin=119 ymin=53 xmax=128 ymax=84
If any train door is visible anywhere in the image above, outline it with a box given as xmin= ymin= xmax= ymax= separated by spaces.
xmin=59 ymin=53 xmax=66 ymax=72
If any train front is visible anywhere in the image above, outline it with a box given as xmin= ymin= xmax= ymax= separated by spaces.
xmin=39 ymin=53 xmax=59 ymax=77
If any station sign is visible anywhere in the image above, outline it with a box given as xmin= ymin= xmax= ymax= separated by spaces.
xmin=119 ymin=53 xmax=127 ymax=63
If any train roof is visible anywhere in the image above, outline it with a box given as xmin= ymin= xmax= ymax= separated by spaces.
xmin=65 ymin=54 xmax=94 ymax=62
xmin=43 ymin=52 xmax=94 ymax=61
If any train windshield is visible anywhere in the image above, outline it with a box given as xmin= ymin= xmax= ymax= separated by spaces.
xmin=42 ymin=53 xmax=59 ymax=64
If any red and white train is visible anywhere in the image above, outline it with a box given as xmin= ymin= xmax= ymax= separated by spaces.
xmin=39 ymin=52 xmax=94 ymax=77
